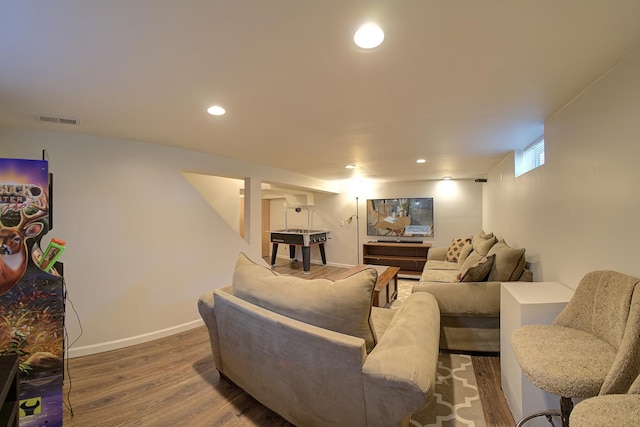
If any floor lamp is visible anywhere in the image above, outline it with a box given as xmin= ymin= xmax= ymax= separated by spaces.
xmin=346 ymin=196 xmax=361 ymax=264
xmin=355 ymin=196 xmax=360 ymax=264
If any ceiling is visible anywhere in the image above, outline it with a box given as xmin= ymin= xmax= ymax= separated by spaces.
xmin=2 ymin=1 xmax=640 ymax=183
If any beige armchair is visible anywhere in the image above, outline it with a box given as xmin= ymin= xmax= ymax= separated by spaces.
xmin=510 ymin=270 xmax=640 ymax=427
xmin=570 ymin=374 xmax=640 ymax=426
xmin=198 ymin=253 xmax=441 ymax=427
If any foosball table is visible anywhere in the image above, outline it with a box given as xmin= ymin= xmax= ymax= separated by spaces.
xmin=269 ymin=228 xmax=329 ymax=274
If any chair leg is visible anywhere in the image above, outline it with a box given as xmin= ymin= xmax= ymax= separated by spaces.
xmin=560 ymin=397 xmax=573 ymax=427
xmin=515 ymin=396 xmax=574 ymax=426
xmin=516 ymin=410 xmax=561 ymax=427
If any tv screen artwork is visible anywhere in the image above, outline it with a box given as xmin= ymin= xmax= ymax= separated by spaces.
xmin=366 ymin=198 xmax=434 ymax=237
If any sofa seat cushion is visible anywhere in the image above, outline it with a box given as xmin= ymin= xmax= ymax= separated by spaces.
xmin=420 ymin=268 xmax=460 ymax=283
xmin=486 ymin=240 xmax=526 ymax=282
xmin=413 ymin=281 xmax=501 ymax=316
xmin=424 ymin=260 xmax=459 ymax=271
xmin=370 ymin=306 xmax=397 ymax=340
xmin=232 ymin=252 xmax=378 ymax=352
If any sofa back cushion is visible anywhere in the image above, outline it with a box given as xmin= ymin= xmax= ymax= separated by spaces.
xmin=471 ymin=234 xmax=497 ymax=256
xmin=232 ymin=253 xmax=378 ymax=352
xmin=472 ymin=231 xmax=494 ymax=245
xmin=457 ymin=242 xmax=474 ymax=267
xmin=486 ymin=240 xmax=526 ymax=281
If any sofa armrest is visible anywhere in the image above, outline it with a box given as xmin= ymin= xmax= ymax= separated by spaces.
xmin=198 ymin=288 xmax=223 ymax=370
xmin=363 ymin=292 xmax=440 ymax=427
xmin=427 ymin=246 xmax=447 ymax=261
xmin=413 ymin=281 xmax=501 ymax=316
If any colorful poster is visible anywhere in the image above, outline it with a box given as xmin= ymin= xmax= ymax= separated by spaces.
xmin=0 ymin=158 xmax=64 ymax=427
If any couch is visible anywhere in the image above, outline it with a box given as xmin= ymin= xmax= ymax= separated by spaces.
xmin=198 ymin=253 xmax=441 ymax=427
xmin=413 ymin=231 xmax=532 ymax=353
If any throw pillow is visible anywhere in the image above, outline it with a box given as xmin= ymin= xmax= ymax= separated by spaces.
xmin=459 ymin=250 xmax=483 ymax=272
xmin=231 ymin=252 xmax=378 ymax=353
xmin=457 ymin=241 xmax=473 ymax=267
xmin=486 ymin=240 xmax=527 ymax=281
xmin=472 ymin=231 xmax=494 ymax=246
xmin=472 ymin=234 xmax=497 ymax=256
xmin=445 ymin=237 xmax=472 ymax=262
xmin=457 ymin=254 xmax=495 ymax=282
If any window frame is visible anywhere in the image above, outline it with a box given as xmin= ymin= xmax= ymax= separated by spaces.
xmin=515 ymin=136 xmax=545 ymax=177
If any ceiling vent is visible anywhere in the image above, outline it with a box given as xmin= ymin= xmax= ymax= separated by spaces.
xmin=37 ymin=114 xmax=79 ymax=126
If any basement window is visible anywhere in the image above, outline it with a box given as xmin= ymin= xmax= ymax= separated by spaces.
xmin=515 ymin=136 xmax=545 ymax=177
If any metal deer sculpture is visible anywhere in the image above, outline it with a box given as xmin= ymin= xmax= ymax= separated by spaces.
xmin=0 ymin=209 xmax=47 ymax=295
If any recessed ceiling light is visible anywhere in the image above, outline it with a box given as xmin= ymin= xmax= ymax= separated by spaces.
xmin=207 ymin=105 xmax=226 ymax=116
xmin=345 ymin=164 xmax=356 ymax=169
xmin=416 ymin=159 xmax=427 ymax=164
xmin=442 ymin=176 xmax=453 ymax=180
xmin=354 ymin=23 xmax=384 ymax=49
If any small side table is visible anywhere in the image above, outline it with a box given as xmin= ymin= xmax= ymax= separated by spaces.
xmin=370 ymin=265 xmax=400 ymax=308
xmin=336 ymin=264 xmax=400 ymax=308
xmin=500 ymin=282 xmax=575 ymax=426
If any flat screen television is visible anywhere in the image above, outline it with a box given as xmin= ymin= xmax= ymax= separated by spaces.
xmin=366 ymin=198 xmax=434 ymax=238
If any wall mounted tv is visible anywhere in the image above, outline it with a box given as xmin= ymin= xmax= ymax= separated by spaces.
xmin=366 ymin=198 xmax=434 ymax=238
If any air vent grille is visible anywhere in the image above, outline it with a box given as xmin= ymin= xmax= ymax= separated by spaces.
xmin=37 ymin=114 xmax=79 ymax=126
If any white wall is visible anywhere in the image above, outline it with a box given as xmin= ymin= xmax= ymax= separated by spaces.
xmin=0 ymin=130 xmax=337 ymax=356
xmin=484 ymin=49 xmax=640 ymax=288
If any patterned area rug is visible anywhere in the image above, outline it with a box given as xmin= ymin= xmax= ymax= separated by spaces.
xmin=391 ymin=278 xmax=415 ymax=309
xmin=411 ymin=353 xmax=486 ymax=427
xmin=394 ymin=279 xmax=487 ymax=427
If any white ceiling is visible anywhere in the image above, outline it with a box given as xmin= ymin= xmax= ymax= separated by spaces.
xmin=2 ymin=1 xmax=640 ymax=182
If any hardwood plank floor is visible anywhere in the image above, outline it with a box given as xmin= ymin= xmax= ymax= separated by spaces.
xmin=473 ymin=356 xmax=515 ymax=426
xmin=62 ymin=259 xmax=514 ymax=426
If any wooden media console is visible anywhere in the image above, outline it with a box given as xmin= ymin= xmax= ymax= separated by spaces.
xmin=362 ymin=241 xmax=431 ymax=278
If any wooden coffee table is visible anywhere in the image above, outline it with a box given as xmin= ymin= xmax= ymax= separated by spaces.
xmin=338 ymin=264 xmax=400 ymax=308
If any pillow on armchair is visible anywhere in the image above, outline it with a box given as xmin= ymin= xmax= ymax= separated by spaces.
xmin=231 ymin=252 xmax=379 ymax=352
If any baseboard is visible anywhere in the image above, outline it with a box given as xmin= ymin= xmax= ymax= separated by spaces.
xmin=67 ymin=319 xmax=204 ymax=358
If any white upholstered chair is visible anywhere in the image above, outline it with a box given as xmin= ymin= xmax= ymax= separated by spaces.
xmin=570 ymin=373 xmax=640 ymax=426
xmin=510 ymin=270 xmax=640 ymax=427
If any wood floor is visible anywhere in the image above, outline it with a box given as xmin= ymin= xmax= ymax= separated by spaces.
xmin=62 ymin=259 xmax=515 ymax=426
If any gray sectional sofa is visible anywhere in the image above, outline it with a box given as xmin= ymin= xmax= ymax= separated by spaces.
xmin=413 ymin=231 xmax=532 ymax=353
